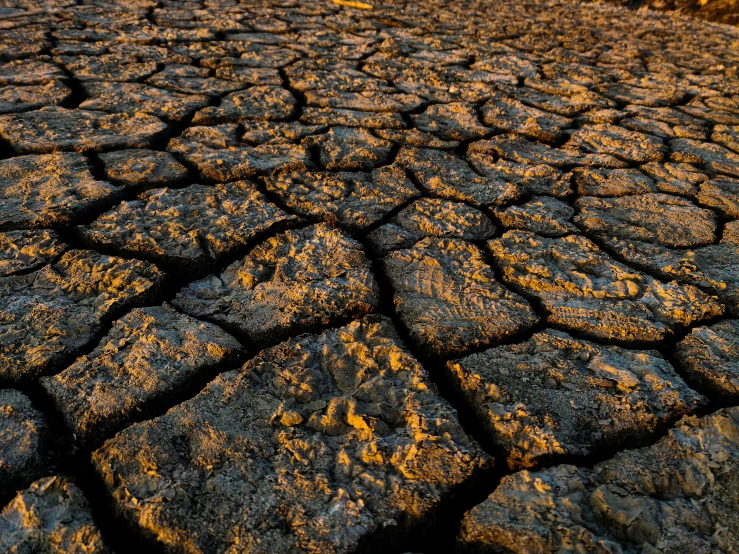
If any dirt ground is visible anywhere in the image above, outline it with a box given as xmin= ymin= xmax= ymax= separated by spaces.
xmin=1 ymin=0 xmax=739 ymax=552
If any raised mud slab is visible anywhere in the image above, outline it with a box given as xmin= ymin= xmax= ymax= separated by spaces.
xmin=93 ymin=317 xmax=490 ymax=553
xmin=457 ymin=407 xmax=739 ymax=553
xmin=1 ymin=0 xmax=739 ymax=552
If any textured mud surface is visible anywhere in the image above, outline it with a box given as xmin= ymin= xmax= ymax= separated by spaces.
xmin=1 ymin=0 xmax=739 ymax=553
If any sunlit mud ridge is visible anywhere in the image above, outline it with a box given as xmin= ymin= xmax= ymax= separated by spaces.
xmin=0 ymin=0 xmax=739 ymax=552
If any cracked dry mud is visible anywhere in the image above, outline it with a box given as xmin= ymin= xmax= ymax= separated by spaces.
xmin=1 ymin=0 xmax=739 ymax=553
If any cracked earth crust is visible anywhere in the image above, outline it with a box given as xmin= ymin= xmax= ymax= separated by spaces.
xmin=1 ymin=0 xmax=739 ymax=553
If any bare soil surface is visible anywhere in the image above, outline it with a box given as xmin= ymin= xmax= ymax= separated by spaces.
xmin=0 ymin=0 xmax=739 ymax=552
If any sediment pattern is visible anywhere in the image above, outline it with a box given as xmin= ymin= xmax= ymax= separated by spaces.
xmin=0 ymin=0 xmax=738 ymax=552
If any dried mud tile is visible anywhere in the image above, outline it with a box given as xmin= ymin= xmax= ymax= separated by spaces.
xmin=192 ymin=86 xmax=298 ymax=125
xmin=79 ymin=181 xmax=300 ymax=272
xmin=0 ymin=107 xmax=168 ymax=154
xmin=411 ymin=102 xmax=490 ymax=141
xmin=79 ymin=81 xmax=209 ymax=123
xmin=487 ymin=231 xmax=723 ymax=344
xmin=173 ymin=224 xmax=379 ymax=347
xmin=145 ymin=64 xmax=244 ymax=96
xmin=697 ymin=178 xmax=739 ymax=219
xmin=285 ymin=66 xmax=391 ymax=93
xmin=0 ymin=249 xmax=165 ymax=383
xmin=480 ymin=91 xmax=572 ymax=144
xmin=0 ymin=476 xmax=110 ymax=554
xmin=382 ymin=238 xmax=538 ymax=358
xmin=470 ymin=134 xmax=580 ymax=168
xmin=300 ymin=107 xmax=405 ymax=129
xmin=493 ymin=196 xmax=577 ymax=237
xmin=303 ymin=126 xmax=393 ymax=171
xmin=514 ymin=86 xmax=615 ymax=117
xmin=467 ymin=149 xmax=574 ymax=198
xmin=0 ymin=80 xmax=72 ymax=114
xmin=241 ymin=121 xmax=326 ymax=145
xmin=470 ymin=54 xmax=539 ymax=83
xmin=366 ymin=198 xmax=497 ymax=256
xmin=305 ymin=89 xmax=424 ymax=113
xmin=266 ymin=166 xmax=418 ymax=233
xmin=0 ymin=230 xmax=66 ymax=277
xmin=98 ymin=149 xmax=190 ymax=191
xmin=396 ymin=147 xmax=522 ymax=208
xmin=374 ymin=128 xmax=460 ymax=150
xmin=457 ymin=407 xmax=739 ymax=553
xmin=0 ymin=389 xmax=51 ymax=500
xmin=574 ymin=193 xmax=718 ymax=248
xmin=600 ymin=82 xmax=686 ymax=107
xmin=676 ymin=319 xmax=739 ymax=399
xmin=214 ymin=65 xmax=282 ymax=86
xmin=0 ymin=59 xmax=65 ymax=86
xmin=447 ymin=329 xmax=702 ymax=469
xmin=606 ymin=236 xmax=739 ymax=315
xmin=670 ymin=138 xmax=739 ymax=178
xmin=573 ymin=167 xmax=656 ymax=197
xmin=0 ymin=153 xmax=121 ymax=230
xmin=712 ymin=124 xmax=739 ymax=154
xmin=168 ymin=124 xmax=311 ymax=182
xmin=639 ymin=161 xmax=708 ymax=197
xmin=92 ymin=316 xmax=490 ymax=553
xmin=41 ymin=304 xmax=243 ymax=446
xmin=566 ymin=123 xmax=666 ymax=163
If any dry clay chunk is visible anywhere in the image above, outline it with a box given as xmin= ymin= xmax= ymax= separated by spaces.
xmin=605 ymin=235 xmax=739 ymax=315
xmin=0 ymin=153 xmax=120 ymax=231
xmin=301 ymin=107 xmax=405 ymax=129
xmin=493 ymin=196 xmax=577 ymax=237
xmin=168 ymin=124 xmax=311 ymax=182
xmin=397 ymin=147 xmax=521 ymax=207
xmin=0 ymin=476 xmax=110 ymax=554
xmin=447 ymin=330 xmax=701 ymax=470
xmin=41 ymin=305 xmax=243 ymax=446
xmin=79 ymin=181 xmax=299 ymax=272
xmin=93 ymin=316 xmax=490 ymax=554
xmin=457 ymin=407 xmax=739 ymax=553
xmin=480 ymin=91 xmax=572 ymax=143
xmin=411 ymin=102 xmax=490 ymax=141
xmin=0 ymin=389 xmax=50 ymax=500
xmin=567 ymin=124 xmax=666 ymax=163
xmin=80 ymin=82 xmax=209 ymax=123
xmin=266 ymin=166 xmax=418 ymax=233
xmin=0 ymin=80 xmax=72 ymax=114
xmin=303 ymin=126 xmax=393 ymax=171
xmin=174 ymin=224 xmax=379 ymax=347
xmin=676 ymin=319 xmax=739 ymax=399
xmin=640 ymin=161 xmax=708 ymax=197
xmin=671 ymin=138 xmax=739 ymax=178
xmin=304 ymin=89 xmax=424 ymax=113
xmin=467 ymin=146 xmax=574 ymax=198
xmin=0 ymin=249 xmax=165 ymax=383
xmin=241 ymin=121 xmax=326 ymax=145
xmin=383 ymin=238 xmax=538 ymax=358
xmin=366 ymin=198 xmax=497 ymax=256
xmin=697 ymin=178 xmax=739 ymax=219
xmin=193 ymin=86 xmax=298 ymax=124
xmin=575 ymin=193 xmax=717 ymax=248
xmin=0 ymin=230 xmax=66 ymax=276
xmin=98 ymin=149 xmax=190 ymax=191
xmin=573 ymin=167 xmax=656 ymax=197
xmin=488 ymin=231 xmax=723 ymax=344
xmin=0 ymin=107 xmax=168 ymax=154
